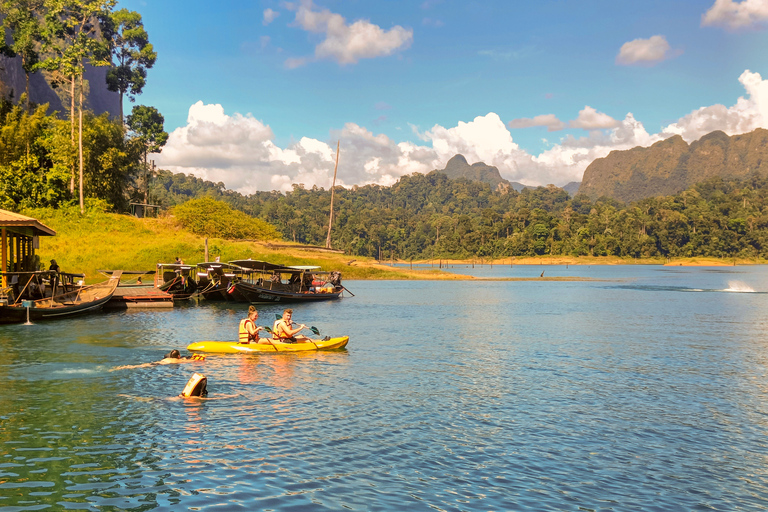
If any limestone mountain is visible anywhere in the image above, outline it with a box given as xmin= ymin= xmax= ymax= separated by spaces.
xmin=579 ymin=128 xmax=768 ymax=203
xmin=439 ymin=154 xmax=509 ymax=187
xmin=0 ymin=53 xmax=119 ymax=118
xmin=436 ymin=154 xmax=536 ymax=193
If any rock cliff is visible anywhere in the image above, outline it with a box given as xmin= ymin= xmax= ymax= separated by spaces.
xmin=579 ymin=128 xmax=768 ymax=202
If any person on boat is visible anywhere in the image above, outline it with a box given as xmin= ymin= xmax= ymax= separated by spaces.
xmin=273 ymin=308 xmax=309 ymax=343
xmin=239 ymin=305 xmax=265 ymax=344
xmin=48 ymin=259 xmax=61 ymax=294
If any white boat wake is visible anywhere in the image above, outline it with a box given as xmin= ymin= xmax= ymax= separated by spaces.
xmin=725 ymin=280 xmax=756 ymax=293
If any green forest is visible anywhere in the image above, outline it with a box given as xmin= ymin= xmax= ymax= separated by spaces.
xmin=148 ymin=169 xmax=768 ymax=261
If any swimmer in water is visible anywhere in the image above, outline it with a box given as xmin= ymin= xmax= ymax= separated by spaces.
xmin=110 ymin=350 xmax=205 ymax=371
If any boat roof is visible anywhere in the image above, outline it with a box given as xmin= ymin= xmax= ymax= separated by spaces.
xmin=156 ymin=263 xmax=194 ymax=270
xmin=98 ymin=269 xmax=156 ymax=275
xmin=288 ymin=265 xmax=322 ymax=271
xmin=229 ymin=259 xmax=285 ymax=272
xmin=197 ymin=262 xmax=244 ymax=270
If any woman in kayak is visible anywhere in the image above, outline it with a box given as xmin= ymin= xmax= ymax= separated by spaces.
xmin=239 ymin=305 xmax=265 ymax=344
xmin=273 ymin=308 xmax=309 ymax=343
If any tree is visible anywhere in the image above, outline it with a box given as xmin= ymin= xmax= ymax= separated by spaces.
xmin=103 ymin=8 xmax=156 ymax=126
xmin=37 ymin=0 xmax=115 ymax=212
xmin=126 ymin=104 xmax=167 ymax=203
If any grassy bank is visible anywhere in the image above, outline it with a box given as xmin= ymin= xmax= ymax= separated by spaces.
xmin=24 ymin=208 xmax=460 ymax=282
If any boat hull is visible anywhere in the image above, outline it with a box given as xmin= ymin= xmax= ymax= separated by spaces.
xmin=0 ymin=278 xmax=118 ymax=324
xmin=234 ymin=281 xmax=343 ymax=303
xmin=187 ymin=336 xmax=349 ymax=353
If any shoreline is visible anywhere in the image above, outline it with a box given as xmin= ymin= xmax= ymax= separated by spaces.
xmin=381 ymin=256 xmax=761 ymax=267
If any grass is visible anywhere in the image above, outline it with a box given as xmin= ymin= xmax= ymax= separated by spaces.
xmin=24 ymin=208 xmax=460 ymax=283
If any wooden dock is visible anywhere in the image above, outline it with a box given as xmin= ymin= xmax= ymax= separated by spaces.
xmin=105 ymin=284 xmax=174 ymax=309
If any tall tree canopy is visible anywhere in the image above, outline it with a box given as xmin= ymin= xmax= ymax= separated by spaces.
xmin=103 ymin=8 xmax=156 ymax=125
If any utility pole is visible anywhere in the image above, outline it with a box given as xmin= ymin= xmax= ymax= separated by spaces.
xmin=325 ymin=141 xmax=340 ymax=249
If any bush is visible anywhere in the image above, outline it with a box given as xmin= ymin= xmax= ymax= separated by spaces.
xmin=171 ymin=197 xmax=281 ymax=240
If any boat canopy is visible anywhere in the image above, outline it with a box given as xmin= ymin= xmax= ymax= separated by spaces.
xmin=197 ymin=262 xmax=245 ymax=271
xmin=229 ymin=259 xmax=286 ymax=272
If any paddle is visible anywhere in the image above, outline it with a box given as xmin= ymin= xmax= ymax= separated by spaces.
xmin=258 ymin=325 xmax=279 ymax=351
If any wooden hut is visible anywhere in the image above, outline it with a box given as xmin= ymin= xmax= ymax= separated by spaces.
xmin=0 ymin=209 xmax=56 ymax=287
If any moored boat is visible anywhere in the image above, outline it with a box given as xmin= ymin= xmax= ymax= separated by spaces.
xmin=187 ymin=336 xmax=349 ymax=353
xmin=155 ymin=263 xmax=197 ymax=300
xmin=0 ymin=272 xmax=121 ymax=324
xmin=230 ymin=259 xmax=347 ymax=303
xmin=195 ymin=262 xmax=249 ymax=302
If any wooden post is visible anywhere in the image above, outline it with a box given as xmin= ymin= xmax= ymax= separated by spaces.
xmin=1 ymin=228 xmax=6 ymax=287
xmin=15 ymin=236 xmax=20 ymax=271
xmin=204 ymin=238 xmax=209 ymax=262
xmin=325 ymin=141 xmax=340 ymax=249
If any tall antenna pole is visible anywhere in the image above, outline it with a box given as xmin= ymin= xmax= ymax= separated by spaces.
xmin=325 ymin=141 xmax=340 ymax=249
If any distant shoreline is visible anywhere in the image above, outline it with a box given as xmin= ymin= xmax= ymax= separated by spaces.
xmin=379 ymin=256 xmax=762 ymax=267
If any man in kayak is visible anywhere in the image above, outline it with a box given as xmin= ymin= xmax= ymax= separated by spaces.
xmin=239 ymin=305 xmax=266 ymax=344
xmin=273 ymin=308 xmax=310 ymax=343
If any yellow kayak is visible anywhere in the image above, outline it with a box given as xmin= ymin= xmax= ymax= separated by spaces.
xmin=187 ymin=336 xmax=349 ymax=353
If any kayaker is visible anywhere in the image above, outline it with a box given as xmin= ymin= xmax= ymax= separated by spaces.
xmin=239 ymin=305 xmax=264 ymax=344
xmin=273 ymin=308 xmax=309 ymax=343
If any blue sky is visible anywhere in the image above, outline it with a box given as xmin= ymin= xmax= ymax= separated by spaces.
xmin=119 ymin=0 xmax=768 ymax=192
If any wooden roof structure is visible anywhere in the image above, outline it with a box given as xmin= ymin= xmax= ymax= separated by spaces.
xmin=1 ymin=209 xmax=56 ymax=286
xmin=0 ymin=209 xmax=56 ymax=237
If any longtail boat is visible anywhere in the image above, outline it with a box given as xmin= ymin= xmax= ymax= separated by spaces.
xmin=195 ymin=262 xmax=250 ymax=302
xmin=0 ymin=272 xmax=121 ymax=324
xmin=155 ymin=263 xmax=197 ymax=300
xmin=230 ymin=259 xmax=347 ymax=303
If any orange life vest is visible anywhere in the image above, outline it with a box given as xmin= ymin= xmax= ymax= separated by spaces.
xmin=239 ymin=318 xmax=257 ymax=343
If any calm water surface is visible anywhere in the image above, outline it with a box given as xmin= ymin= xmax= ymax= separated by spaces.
xmin=1 ymin=265 xmax=768 ymax=511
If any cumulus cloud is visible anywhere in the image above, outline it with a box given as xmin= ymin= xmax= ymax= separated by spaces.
xmin=284 ymin=0 xmax=413 ymax=66
xmin=156 ymin=70 xmax=768 ymax=192
xmin=508 ymin=114 xmax=567 ymax=131
xmin=616 ymin=35 xmax=676 ymax=66
xmin=702 ymin=0 xmax=768 ymax=30
xmin=263 ymin=8 xmax=279 ymax=25
xmin=569 ymin=106 xmax=620 ymax=130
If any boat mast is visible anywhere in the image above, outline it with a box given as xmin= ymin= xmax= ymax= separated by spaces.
xmin=325 ymin=141 xmax=340 ymax=249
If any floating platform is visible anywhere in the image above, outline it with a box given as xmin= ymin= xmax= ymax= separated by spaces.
xmin=104 ymin=284 xmax=174 ymax=309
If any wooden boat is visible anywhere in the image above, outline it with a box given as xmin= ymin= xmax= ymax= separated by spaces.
xmin=0 ymin=272 xmax=121 ymax=324
xmin=187 ymin=336 xmax=349 ymax=353
xmin=155 ymin=263 xmax=197 ymax=300
xmin=230 ymin=259 xmax=346 ymax=304
xmin=195 ymin=262 xmax=250 ymax=302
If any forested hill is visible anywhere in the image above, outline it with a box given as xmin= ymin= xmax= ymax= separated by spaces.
xmin=151 ymin=169 xmax=768 ymax=261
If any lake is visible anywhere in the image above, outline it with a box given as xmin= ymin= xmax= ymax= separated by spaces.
xmin=1 ymin=265 xmax=768 ymax=511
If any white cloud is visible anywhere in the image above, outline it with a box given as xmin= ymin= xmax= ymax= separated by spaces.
xmin=660 ymin=69 xmax=768 ymax=140
xmin=156 ymin=70 xmax=768 ymax=192
xmin=569 ymin=106 xmax=620 ymax=129
xmin=616 ymin=35 xmax=676 ymax=66
xmin=508 ymin=114 xmax=567 ymax=131
xmin=702 ymin=0 xmax=768 ymax=30
xmin=263 ymin=8 xmax=279 ymax=25
xmin=285 ymin=0 xmax=413 ymax=66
